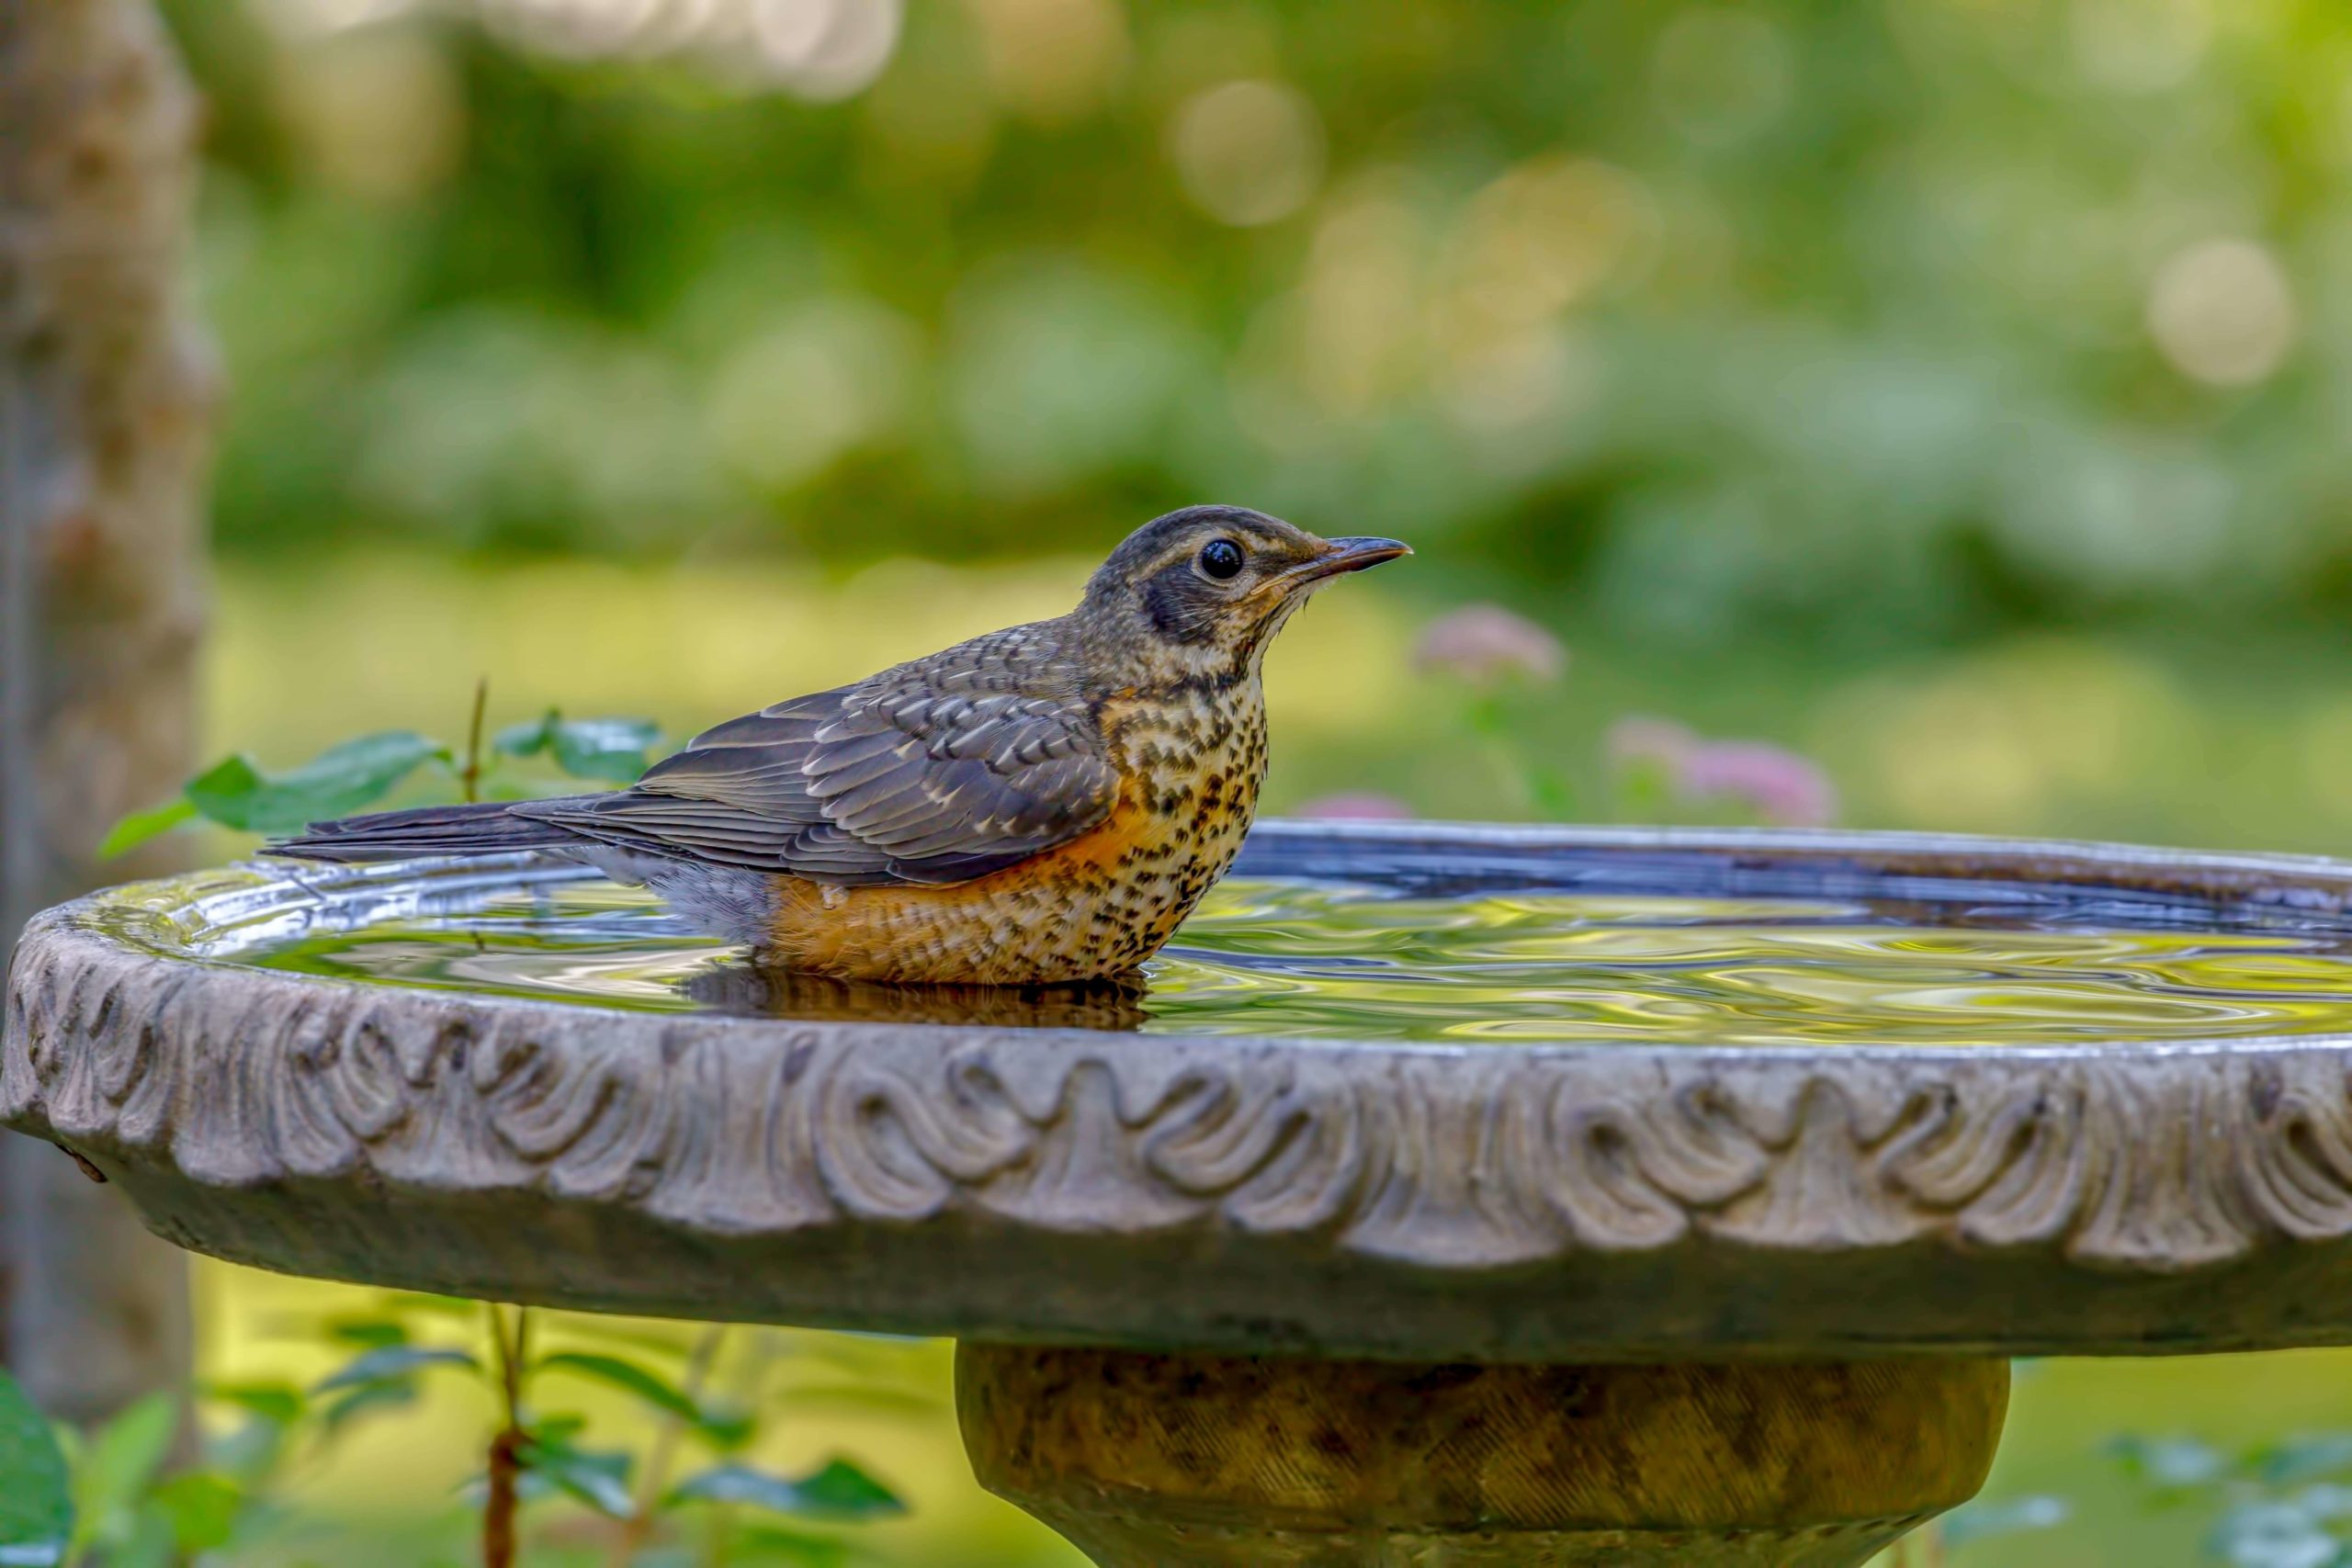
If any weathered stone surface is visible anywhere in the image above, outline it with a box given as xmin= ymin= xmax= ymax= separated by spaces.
xmin=13 ymin=823 xmax=2352 ymax=1360
xmin=958 ymin=1347 xmax=2009 ymax=1565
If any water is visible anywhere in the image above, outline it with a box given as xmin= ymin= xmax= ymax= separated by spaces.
xmin=150 ymin=866 xmax=2352 ymax=1046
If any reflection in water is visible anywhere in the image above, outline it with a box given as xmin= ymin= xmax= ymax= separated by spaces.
xmin=175 ymin=874 xmax=2352 ymax=1048
xmin=684 ymin=964 xmax=1148 ymax=1031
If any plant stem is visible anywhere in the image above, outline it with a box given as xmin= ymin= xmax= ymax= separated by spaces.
xmin=460 ymin=678 xmax=490 ymax=805
xmin=606 ymin=1324 xmax=730 ymax=1568
xmin=699 ymin=1502 xmax=732 ymax=1568
xmin=1462 ymin=694 xmax=1571 ymax=820
xmin=484 ymin=1303 xmax=533 ymax=1568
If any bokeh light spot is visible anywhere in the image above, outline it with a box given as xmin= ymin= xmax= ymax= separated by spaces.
xmin=1168 ymin=79 xmax=1326 ymax=228
xmin=707 ymin=298 xmax=921 ymax=492
xmin=274 ymin=29 xmax=467 ymax=204
xmin=2146 ymin=238 xmax=2298 ymax=387
xmin=266 ymin=0 xmax=901 ymax=98
xmin=962 ymin=0 xmax=1132 ymax=124
xmin=2069 ymin=0 xmax=2211 ymax=93
xmin=1652 ymin=8 xmax=1794 ymax=145
xmin=1447 ymin=156 xmax=1658 ymax=331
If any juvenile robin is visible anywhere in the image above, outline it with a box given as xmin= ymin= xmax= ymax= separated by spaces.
xmin=277 ymin=506 xmax=1409 ymax=984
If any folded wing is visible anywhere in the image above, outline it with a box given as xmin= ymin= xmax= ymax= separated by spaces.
xmin=513 ymin=625 xmax=1118 ymax=886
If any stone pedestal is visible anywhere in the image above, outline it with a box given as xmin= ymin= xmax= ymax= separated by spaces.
xmin=959 ymin=1346 xmax=2008 ymax=1567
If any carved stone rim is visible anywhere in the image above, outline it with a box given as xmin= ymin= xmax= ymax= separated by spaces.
xmin=17 ymin=819 xmax=2352 ymax=1361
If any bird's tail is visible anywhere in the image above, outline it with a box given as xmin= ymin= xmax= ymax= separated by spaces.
xmin=270 ymin=798 xmax=588 ymax=863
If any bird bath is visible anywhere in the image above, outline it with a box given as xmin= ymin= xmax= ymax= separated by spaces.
xmin=18 ymin=820 xmax=2352 ymax=1564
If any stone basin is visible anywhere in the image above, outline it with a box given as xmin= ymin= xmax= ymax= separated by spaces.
xmin=17 ymin=820 xmax=2352 ymax=1565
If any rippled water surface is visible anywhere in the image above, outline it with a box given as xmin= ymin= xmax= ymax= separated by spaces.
xmin=163 ymin=868 xmax=2352 ymax=1045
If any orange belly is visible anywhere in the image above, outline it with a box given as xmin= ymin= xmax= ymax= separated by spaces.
xmin=758 ymin=793 xmax=1246 ymax=985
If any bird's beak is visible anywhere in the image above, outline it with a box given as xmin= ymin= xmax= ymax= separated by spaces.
xmin=1276 ymin=536 xmax=1413 ymax=592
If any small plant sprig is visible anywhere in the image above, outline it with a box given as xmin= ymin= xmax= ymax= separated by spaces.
xmin=0 ymin=1293 xmax=915 ymax=1568
xmin=100 ymin=684 xmax=662 ymax=859
xmin=1605 ymin=716 xmax=1838 ymax=829
xmin=0 ymin=1351 xmax=334 ymax=1568
xmin=320 ymin=1295 xmax=908 ymax=1567
xmin=1414 ymin=604 xmax=1575 ymax=818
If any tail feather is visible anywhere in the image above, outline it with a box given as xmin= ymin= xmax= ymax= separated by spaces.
xmin=271 ymin=798 xmax=588 ymax=863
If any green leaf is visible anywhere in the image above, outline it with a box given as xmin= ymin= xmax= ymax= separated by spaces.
xmin=319 ymin=1380 xmax=417 ymax=1435
xmin=150 ymin=1472 xmax=242 ymax=1554
xmin=520 ymin=1437 xmax=635 ymax=1519
xmin=97 ymin=799 xmax=198 ymax=860
xmin=199 ymin=1383 xmax=305 ymax=1428
xmin=186 ymin=731 xmax=450 ymax=834
xmin=108 ymin=1503 xmax=175 ymax=1568
xmin=325 ymin=1318 xmax=413 ymax=1350
xmin=492 ymin=712 xmax=558 ymax=758
xmin=2206 ymin=1500 xmax=2344 ymax=1568
xmin=74 ymin=1393 xmax=177 ymax=1548
xmin=0 ymin=1371 xmax=72 ymax=1566
xmin=551 ymin=718 xmax=659 ymax=782
xmin=199 ymin=1416 xmax=286 ymax=1491
xmin=496 ymin=711 xmax=658 ymax=784
xmin=535 ymin=1351 xmax=704 ymax=1426
xmin=2261 ymin=1435 xmax=2352 ymax=1485
xmin=787 ymin=1460 xmax=904 ymax=1519
xmin=199 ymin=1382 xmax=303 ymax=1481
xmin=531 ymin=1413 xmax=588 ymax=1448
xmin=698 ymin=1403 xmax=758 ymax=1452
xmin=2109 ymin=1434 xmax=2227 ymax=1489
xmin=313 ymin=1345 xmax=478 ymax=1395
xmin=669 ymin=1460 xmax=903 ymax=1521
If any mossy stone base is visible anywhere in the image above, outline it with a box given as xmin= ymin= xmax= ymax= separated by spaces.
xmin=958 ymin=1346 xmax=2009 ymax=1566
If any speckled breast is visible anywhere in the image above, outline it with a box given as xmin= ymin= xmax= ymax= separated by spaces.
xmin=760 ymin=680 xmax=1268 ymax=984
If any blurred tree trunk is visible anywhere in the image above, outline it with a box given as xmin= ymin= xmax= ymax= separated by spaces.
xmin=0 ymin=0 xmax=211 ymax=1423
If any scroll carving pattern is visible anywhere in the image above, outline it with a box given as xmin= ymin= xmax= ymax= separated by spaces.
xmin=12 ymin=908 xmax=2352 ymax=1275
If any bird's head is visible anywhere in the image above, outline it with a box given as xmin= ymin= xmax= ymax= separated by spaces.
xmin=1076 ymin=505 xmax=1409 ymax=689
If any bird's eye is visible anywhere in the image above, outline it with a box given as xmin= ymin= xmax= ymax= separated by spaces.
xmin=1197 ymin=538 xmax=1246 ymax=581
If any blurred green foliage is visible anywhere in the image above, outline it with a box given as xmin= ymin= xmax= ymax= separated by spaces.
xmin=0 ymin=1296 xmax=910 ymax=1568
xmin=0 ymin=1369 xmax=73 ymax=1566
xmin=159 ymin=0 xmax=2352 ymax=649
xmin=2109 ymin=1430 xmax=2352 ymax=1566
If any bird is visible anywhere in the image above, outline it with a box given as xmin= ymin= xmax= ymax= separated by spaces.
xmin=275 ymin=506 xmax=1409 ymax=985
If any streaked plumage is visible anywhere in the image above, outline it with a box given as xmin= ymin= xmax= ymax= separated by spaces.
xmin=277 ymin=506 xmax=1408 ymax=983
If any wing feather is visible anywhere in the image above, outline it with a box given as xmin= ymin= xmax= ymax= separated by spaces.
xmin=515 ymin=623 xmax=1117 ymax=886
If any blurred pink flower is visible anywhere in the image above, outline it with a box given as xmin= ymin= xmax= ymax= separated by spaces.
xmin=1414 ymin=604 xmax=1567 ymax=686
xmin=1679 ymin=741 xmax=1838 ymax=828
xmin=1606 ymin=716 xmax=1838 ymax=828
xmin=1294 ymin=792 xmax=1416 ymax=820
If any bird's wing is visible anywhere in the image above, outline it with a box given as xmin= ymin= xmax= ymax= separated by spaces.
xmin=514 ymin=623 xmax=1120 ymax=886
